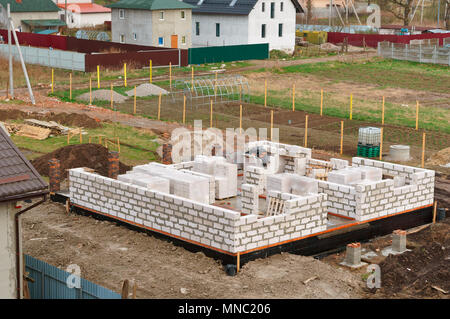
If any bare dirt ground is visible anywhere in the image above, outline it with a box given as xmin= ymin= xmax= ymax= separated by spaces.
xmin=22 ymin=201 xmax=364 ymax=299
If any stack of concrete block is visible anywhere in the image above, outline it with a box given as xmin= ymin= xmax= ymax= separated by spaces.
xmin=241 ymin=183 xmax=259 ymax=215
xmin=266 ymin=174 xmax=319 ymax=196
xmin=328 ymin=167 xmax=362 ymax=185
xmin=290 ymin=176 xmax=319 ymax=196
xmin=266 ymin=173 xmax=293 ymax=193
xmin=117 ymin=172 xmax=170 ymax=194
xmin=330 ymin=158 xmax=349 ymax=170
xmin=180 ymin=169 xmax=215 ymax=204
xmin=359 ymin=166 xmax=383 ymax=181
xmin=214 ymin=162 xmax=237 ymax=199
xmin=294 ymin=157 xmax=307 ymax=176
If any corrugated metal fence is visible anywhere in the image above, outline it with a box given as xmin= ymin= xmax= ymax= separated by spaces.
xmin=25 ymin=255 xmax=120 ymax=299
xmin=188 ymin=43 xmax=269 ymax=64
xmin=0 ymin=44 xmax=85 ymax=71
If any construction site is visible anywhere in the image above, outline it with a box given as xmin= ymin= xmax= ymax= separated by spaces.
xmin=0 ymin=20 xmax=449 ymax=300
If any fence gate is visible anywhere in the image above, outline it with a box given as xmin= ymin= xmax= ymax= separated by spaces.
xmin=24 ymin=255 xmax=121 ymax=299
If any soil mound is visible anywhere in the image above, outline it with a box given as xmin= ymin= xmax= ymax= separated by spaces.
xmin=31 ymin=144 xmax=131 ymax=179
xmin=126 ymin=83 xmax=168 ymax=97
xmin=78 ymin=90 xmax=128 ymax=103
xmin=0 ymin=110 xmax=102 ymax=129
xmin=428 ymin=147 xmax=450 ymax=166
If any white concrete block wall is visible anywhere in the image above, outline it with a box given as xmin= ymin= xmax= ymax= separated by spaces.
xmin=241 ymin=183 xmax=259 ymax=215
xmin=318 ymin=180 xmax=357 ymax=218
xmin=244 ymin=165 xmax=266 ymax=194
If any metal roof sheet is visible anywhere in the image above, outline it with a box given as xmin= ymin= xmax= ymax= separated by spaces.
xmin=0 ymin=0 xmax=60 ymax=13
xmin=107 ymin=0 xmax=195 ymax=10
xmin=183 ymin=0 xmax=304 ymax=15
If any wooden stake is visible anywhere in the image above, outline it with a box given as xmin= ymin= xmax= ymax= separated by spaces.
xmin=421 ymin=131 xmax=426 ymax=168
xmin=89 ymin=77 xmax=92 ymax=105
xmin=416 ymin=101 xmax=419 ymax=130
xmin=123 ymin=63 xmax=127 ymax=87
xmin=158 ymin=92 xmax=161 ymax=120
xmin=340 ymin=121 xmax=344 ymax=155
xmin=210 ymin=99 xmax=213 ymax=128
xmin=97 ymin=65 xmax=100 ymax=89
xmin=191 ymin=65 xmax=194 ymax=91
xmin=69 ymin=73 xmax=72 ymax=100
xmin=432 ymin=201 xmax=437 ymax=223
xmin=292 ymin=84 xmax=295 ymax=111
xmin=379 ymin=127 xmax=384 ymax=160
xmin=349 ymin=94 xmax=353 ymax=120
xmin=133 ymin=86 xmax=136 ymax=114
xmin=183 ymin=95 xmax=186 ymax=124
xmin=169 ymin=62 xmax=172 ymax=88
xmin=79 ymin=130 xmax=82 ymax=144
xmin=270 ymin=110 xmax=273 ymax=141
xmin=121 ymin=280 xmax=129 ymax=299
xmin=110 ymin=83 xmax=114 ymax=108
xmin=239 ymin=104 xmax=242 ymax=134
xmin=149 ymin=59 xmax=152 ymax=83
xmin=117 ymin=137 xmax=120 ymax=153
xmin=382 ymin=96 xmax=385 ymax=125
xmin=304 ymin=115 xmax=308 ymax=147
xmin=320 ymin=89 xmax=323 ymax=116
xmin=237 ymin=252 xmax=240 ymax=273
xmin=264 ymin=80 xmax=267 ymax=107
xmin=51 ymin=68 xmax=54 ymax=93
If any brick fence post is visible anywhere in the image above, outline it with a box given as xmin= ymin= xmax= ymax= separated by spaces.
xmin=108 ymin=151 xmax=119 ymax=179
xmin=345 ymin=242 xmax=362 ymax=266
xmin=392 ymin=229 xmax=407 ymax=253
xmin=162 ymin=143 xmax=173 ymax=165
xmin=48 ymin=158 xmax=61 ymax=193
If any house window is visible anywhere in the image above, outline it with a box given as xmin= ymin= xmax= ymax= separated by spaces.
xmin=181 ymin=36 xmax=186 ymax=45
xmin=133 ymin=33 xmax=137 ymax=40
xmin=261 ymin=24 xmax=266 ymax=38
xmin=262 ymin=2 xmax=265 ymax=12
xmin=281 ymin=2 xmax=284 ymax=12
xmin=195 ymin=22 xmax=200 ymax=36
xmin=160 ymin=11 xmax=164 ymax=20
xmin=120 ymin=34 xmax=125 ymax=43
xmin=181 ymin=11 xmax=185 ymax=19
xmin=158 ymin=37 xmax=164 ymax=46
xmin=216 ymin=23 xmax=220 ymax=37
xmin=278 ymin=23 xmax=283 ymax=37
xmin=119 ymin=9 xmax=125 ymax=19
xmin=270 ymin=2 xmax=275 ymax=18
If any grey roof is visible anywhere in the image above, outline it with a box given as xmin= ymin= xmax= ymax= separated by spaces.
xmin=182 ymin=0 xmax=304 ymax=15
xmin=0 ymin=126 xmax=48 ymax=202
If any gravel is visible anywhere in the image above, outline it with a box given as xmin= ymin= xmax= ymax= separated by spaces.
xmin=78 ymin=90 xmax=128 ymax=103
xmin=126 ymin=83 xmax=168 ymax=97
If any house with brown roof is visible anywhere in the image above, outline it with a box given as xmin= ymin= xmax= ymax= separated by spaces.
xmin=0 ymin=126 xmax=48 ymax=299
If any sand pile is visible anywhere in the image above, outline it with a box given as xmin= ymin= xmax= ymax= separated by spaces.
xmin=126 ymin=83 xmax=168 ymax=97
xmin=427 ymin=147 xmax=450 ymax=166
xmin=78 ymin=90 xmax=128 ymax=103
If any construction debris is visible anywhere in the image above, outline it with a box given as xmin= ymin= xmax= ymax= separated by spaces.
xmin=15 ymin=124 xmax=51 ymax=140
xmin=24 ymin=119 xmax=70 ymax=135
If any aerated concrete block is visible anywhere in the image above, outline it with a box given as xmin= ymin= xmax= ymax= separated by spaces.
xmin=359 ymin=166 xmax=383 ymax=182
xmin=117 ymin=173 xmax=170 ymax=194
xmin=328 ymin=168 xmax=362 ymax=185
xmin=290 ymin=176 xmax=318 ymax=196
xmin=330 ymin=158 xmax=349 ymax=170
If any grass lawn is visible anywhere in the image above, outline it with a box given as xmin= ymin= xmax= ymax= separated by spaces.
xmin=11 ymin=122 xmax=159 ymax=166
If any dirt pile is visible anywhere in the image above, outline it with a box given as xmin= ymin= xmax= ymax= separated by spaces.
xmin=0 ymin=109 xmax=102 ymax=129
xmin=428 ymin=147 xmax=450 ymax=166
xmin=126 ymin=83 xmax=168 ymax=97
xmin=378 ymin=220 xmax=450 ymax=298
xmin=78 ymin=90 xmax=128 ymax=103
xmin=31 ymin=144 xmax=131 ymax=179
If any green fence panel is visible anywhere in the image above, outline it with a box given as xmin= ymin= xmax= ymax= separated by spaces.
xmin=188 ymin=43 xmax=269 ymax=65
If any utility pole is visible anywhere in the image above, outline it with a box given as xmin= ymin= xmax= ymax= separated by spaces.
xmin=438 ymin=0 xmax=441 ymax=28
xmin=329 ymin=0 xmax=333 ymax=26
xmin=7 ymin=4 xmax=13 ymax=98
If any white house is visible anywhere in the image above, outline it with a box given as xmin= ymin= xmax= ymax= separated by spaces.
xmin=54 ymin=0 xmax=111 ymax=28
xmin=182 ymin=0 xmax=304 ymax=53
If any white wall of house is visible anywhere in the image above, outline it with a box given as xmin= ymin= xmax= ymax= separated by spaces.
xmin=191 ymin=14 xmax=248 ymax=47
xmin=0 ymin=202 xmax=21 ymax=299
xmin=248 ymin=0 xmax=296 ymax=53
xmin=8 ymin=12 xmax=60 ymax=32
xmin=66 ymin=11 xmax=111 ymax=28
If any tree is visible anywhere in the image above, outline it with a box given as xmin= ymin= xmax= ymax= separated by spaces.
xmin=379 ymin=0 xmax=415 ymax=26
xmin=445 ymin=0 xmax=450 ymax=30
xmin=306 ymin=0 xmax=313 ymax=24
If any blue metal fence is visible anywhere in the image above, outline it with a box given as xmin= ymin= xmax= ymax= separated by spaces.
xmin=24 ymin=255 xmax=121 ymax=299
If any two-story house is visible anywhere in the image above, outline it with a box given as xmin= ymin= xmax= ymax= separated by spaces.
xmin=182 ymin=0 xmax=304 ymax=53
xmin=107 ymin=0 xmax=195 ymax=48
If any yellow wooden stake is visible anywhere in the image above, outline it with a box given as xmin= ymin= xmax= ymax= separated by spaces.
xmin=124 ymin=63 xmax=127 ymax=87
xmin=432 ymin=201 xmax=437 ymax=223
xmin=349 ymin=94 xmax=353 ymax=120
xmin=210 ymin=99 xmax=213 ymax=128
xmin=304 ymin=115 xmax=308 ymax=147
xmin=117 ymin=137 xmax=121 ymax=153
xmin=169 ymin=62 xmax=172 ymax=88
xmin=237 ymin=252 xmax=240 ymax=273
xmin=183 ymin=95 xmax=186 ymax=124
xmin=421 ymin=132 xmax=426 ymax=168
xmin=133 ymin=86 xmax=137 ymax=114
xmin=292 ymin=84 xmax=295 ymax=111
xmin=416 ymin=101 xmax=419 ymax=130
xmin=69 ymin=73 xmax=72 ymax=100
xmin=270 ymin=110 xmax=274 ymax=141
xmin=97 ymin=65 xmax=100 ymax=89
xmin=110 ymin=83 xmax=113 ymax=109
xmin=340 ymin=121 xmax=344 ymax=155
xmin=149 ymin=59 xmax=152 ymax=83
xmin=320 ymin=89 xmax=323 ymax=116
xmin=89 ymin=77 xmax=92 ymax=105
xmin=79 ymin=130 xmax=82 ymax=144
xmin=264 ymin=80 xmax=267 ymax=107
xmin=51 ymin=68 xmax=54 ymax=93
xmin=379 ymin=127 xmax=384 ymax=160
xmin=239 ymin=104 xmax=242 ymax=134
xmin=382 ymin=96 xmax=385 ymax=125
xmin=158 ymin=92 xmax=161 ymax=120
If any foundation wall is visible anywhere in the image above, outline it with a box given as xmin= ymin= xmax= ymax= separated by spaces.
xmin=318 ymin=181 xmax=357 ymax=219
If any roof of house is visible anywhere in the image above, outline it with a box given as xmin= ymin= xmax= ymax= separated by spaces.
xmin=0 ymin=126 xmax=48 ymax=203
xmin=106 ymin=0 xmax=195 ymax=11
xmin=0 ymin=0 xmax=60 ymax=13
xmin=182 ymin=0 xmax=304 ymax=15
xmin=57 ymin=3 xmax=111 ymax=14
xmin=22 ymin=19 xmax=66 ymax=27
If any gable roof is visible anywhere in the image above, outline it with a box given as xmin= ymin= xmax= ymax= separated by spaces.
xmin=57 ymin=3 xmax=111 ymax=14
xmin=0 ymin=125 xmax=48 ymax=203
xmin=0 ymin=0 xmax=60 ymax=13
xmin=182 ymin=0 xmax=304 ymax=15
xmin=107 ymin=0 xmax=195 ymax=11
